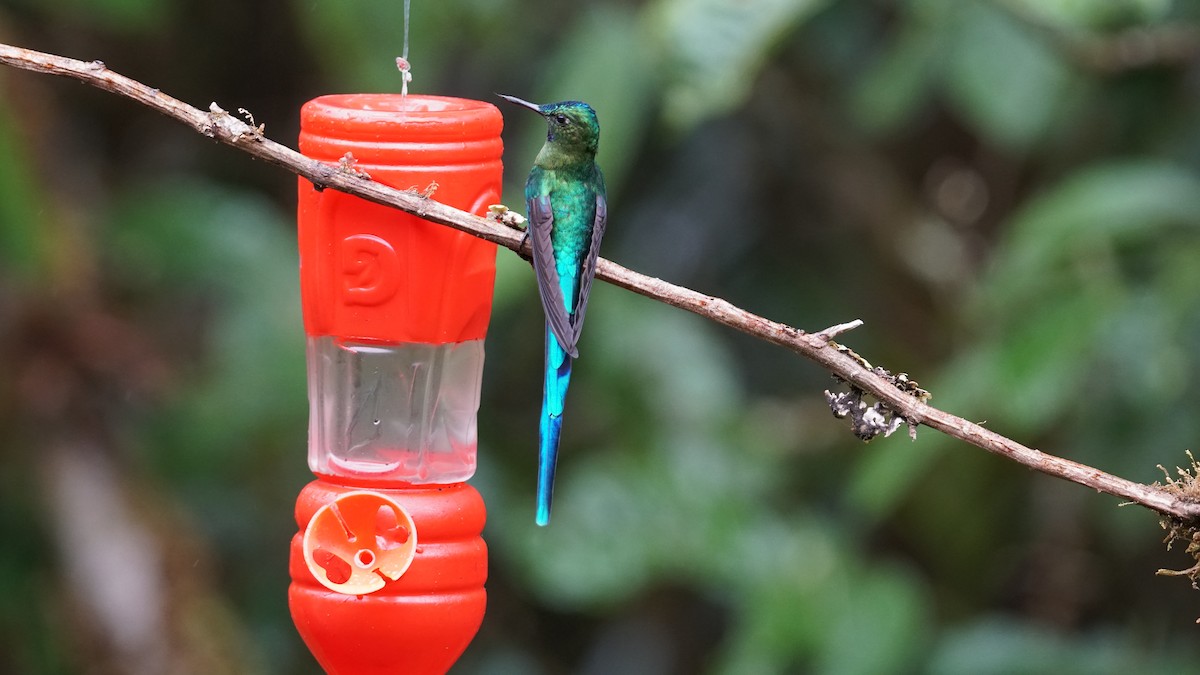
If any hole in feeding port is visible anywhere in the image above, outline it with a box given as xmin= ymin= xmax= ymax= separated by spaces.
xmin=314 ymin=548 xmax=352 ymax=584
xmin=375 ymin=505 xmax=411 ymax=549
xmin=355 ymin=549 xmax=376 ymax=569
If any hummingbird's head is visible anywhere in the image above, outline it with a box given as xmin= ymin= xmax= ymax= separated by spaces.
xmin=498 ymin=95 xmax=600 ymax=157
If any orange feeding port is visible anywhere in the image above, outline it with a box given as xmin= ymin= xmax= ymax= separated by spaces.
xmin=289 ymin=94 xmax=502 ymax=674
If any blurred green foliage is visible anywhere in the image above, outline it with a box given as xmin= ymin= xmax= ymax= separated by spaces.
xmin=3 ymin=0 xmax=1200 ymax=673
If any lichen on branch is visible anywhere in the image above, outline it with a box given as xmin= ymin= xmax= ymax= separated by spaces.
xmin=1156 ymin=452 xmax=1200 ymax=596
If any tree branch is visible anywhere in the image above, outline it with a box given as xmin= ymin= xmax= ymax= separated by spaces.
xmin=3 ymin=42 xmax=1199 ymax=524
xmin=994 ymin=0 xmax=1200 ymax=74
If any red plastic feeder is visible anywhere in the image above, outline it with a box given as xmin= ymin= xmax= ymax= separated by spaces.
xmin=289 ymin=94 xmax=502 ymax=674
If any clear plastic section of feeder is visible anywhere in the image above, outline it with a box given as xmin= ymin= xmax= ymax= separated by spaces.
xmin=307 ymin=337 xmax=484 ymax=484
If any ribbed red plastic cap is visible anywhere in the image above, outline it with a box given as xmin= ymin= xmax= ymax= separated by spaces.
xmin=289 ymin=480 xmax=487 ymax=675
xmin=297 ymin=95 xmax=503 ymax=344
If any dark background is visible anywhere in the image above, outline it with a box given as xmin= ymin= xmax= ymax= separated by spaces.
xmin=3 ymin=0 xmax=1200 ymax=673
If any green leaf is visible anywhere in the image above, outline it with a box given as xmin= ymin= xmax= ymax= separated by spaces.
xmin=929 ymin=619 xmax=1200 ymax=674
xmin=1006 ymin=0 xmax=1172 ymax=30
xmin=942 ymin=2 xmax=1074 ymax=150
xmin=947 ymin=288 xmax=1111 ymax=431
xmin=105 ymin=180 xmax=305 ymax=476
xmin=647 ymin=0 xmax=831 ymax=133
xmin=946 ymin=162 xmax=1197 ymax=443
xmin=846 ymin=436 xmax=942 ymax=520
xmin=710 ymin=518 xmax=840 ymax=674
xmin=17 ymin=0 xmax=170 ymax=33
xmin=851 ymin=17 xmax=942 ymax=134
xmin=0 ymin=81 xmax=48 ymax=281
xmin=982 ymin=161 xmax=1200 ymax=312
xmin=814 ymin=567 xmax=930 ymax=675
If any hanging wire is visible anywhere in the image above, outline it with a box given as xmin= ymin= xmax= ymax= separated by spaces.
xmin=402 ymin=0 xmax=411 ymax=62
xmin=396 ymin=0 xmax=413 ymax=96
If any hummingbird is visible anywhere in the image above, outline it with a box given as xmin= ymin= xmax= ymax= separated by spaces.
xmin=498 ymin=94 xmax=607 ymax=526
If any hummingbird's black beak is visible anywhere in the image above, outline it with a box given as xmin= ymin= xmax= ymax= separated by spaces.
xmin=497 ymin=94 xmax=544 ymax=115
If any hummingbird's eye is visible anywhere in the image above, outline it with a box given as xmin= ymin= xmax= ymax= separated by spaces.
xmin=554 ymin=113 xmax=569 ymax=125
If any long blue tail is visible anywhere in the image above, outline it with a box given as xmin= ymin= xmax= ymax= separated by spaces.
xmin=537 ymin=325 xmax=573 ymax=526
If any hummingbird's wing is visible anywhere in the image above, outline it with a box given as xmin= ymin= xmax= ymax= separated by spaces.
xmin=529 ymin=194 xmax=579 ymax=358
xmin=569 ymin=191 xmax=607 ymax=343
